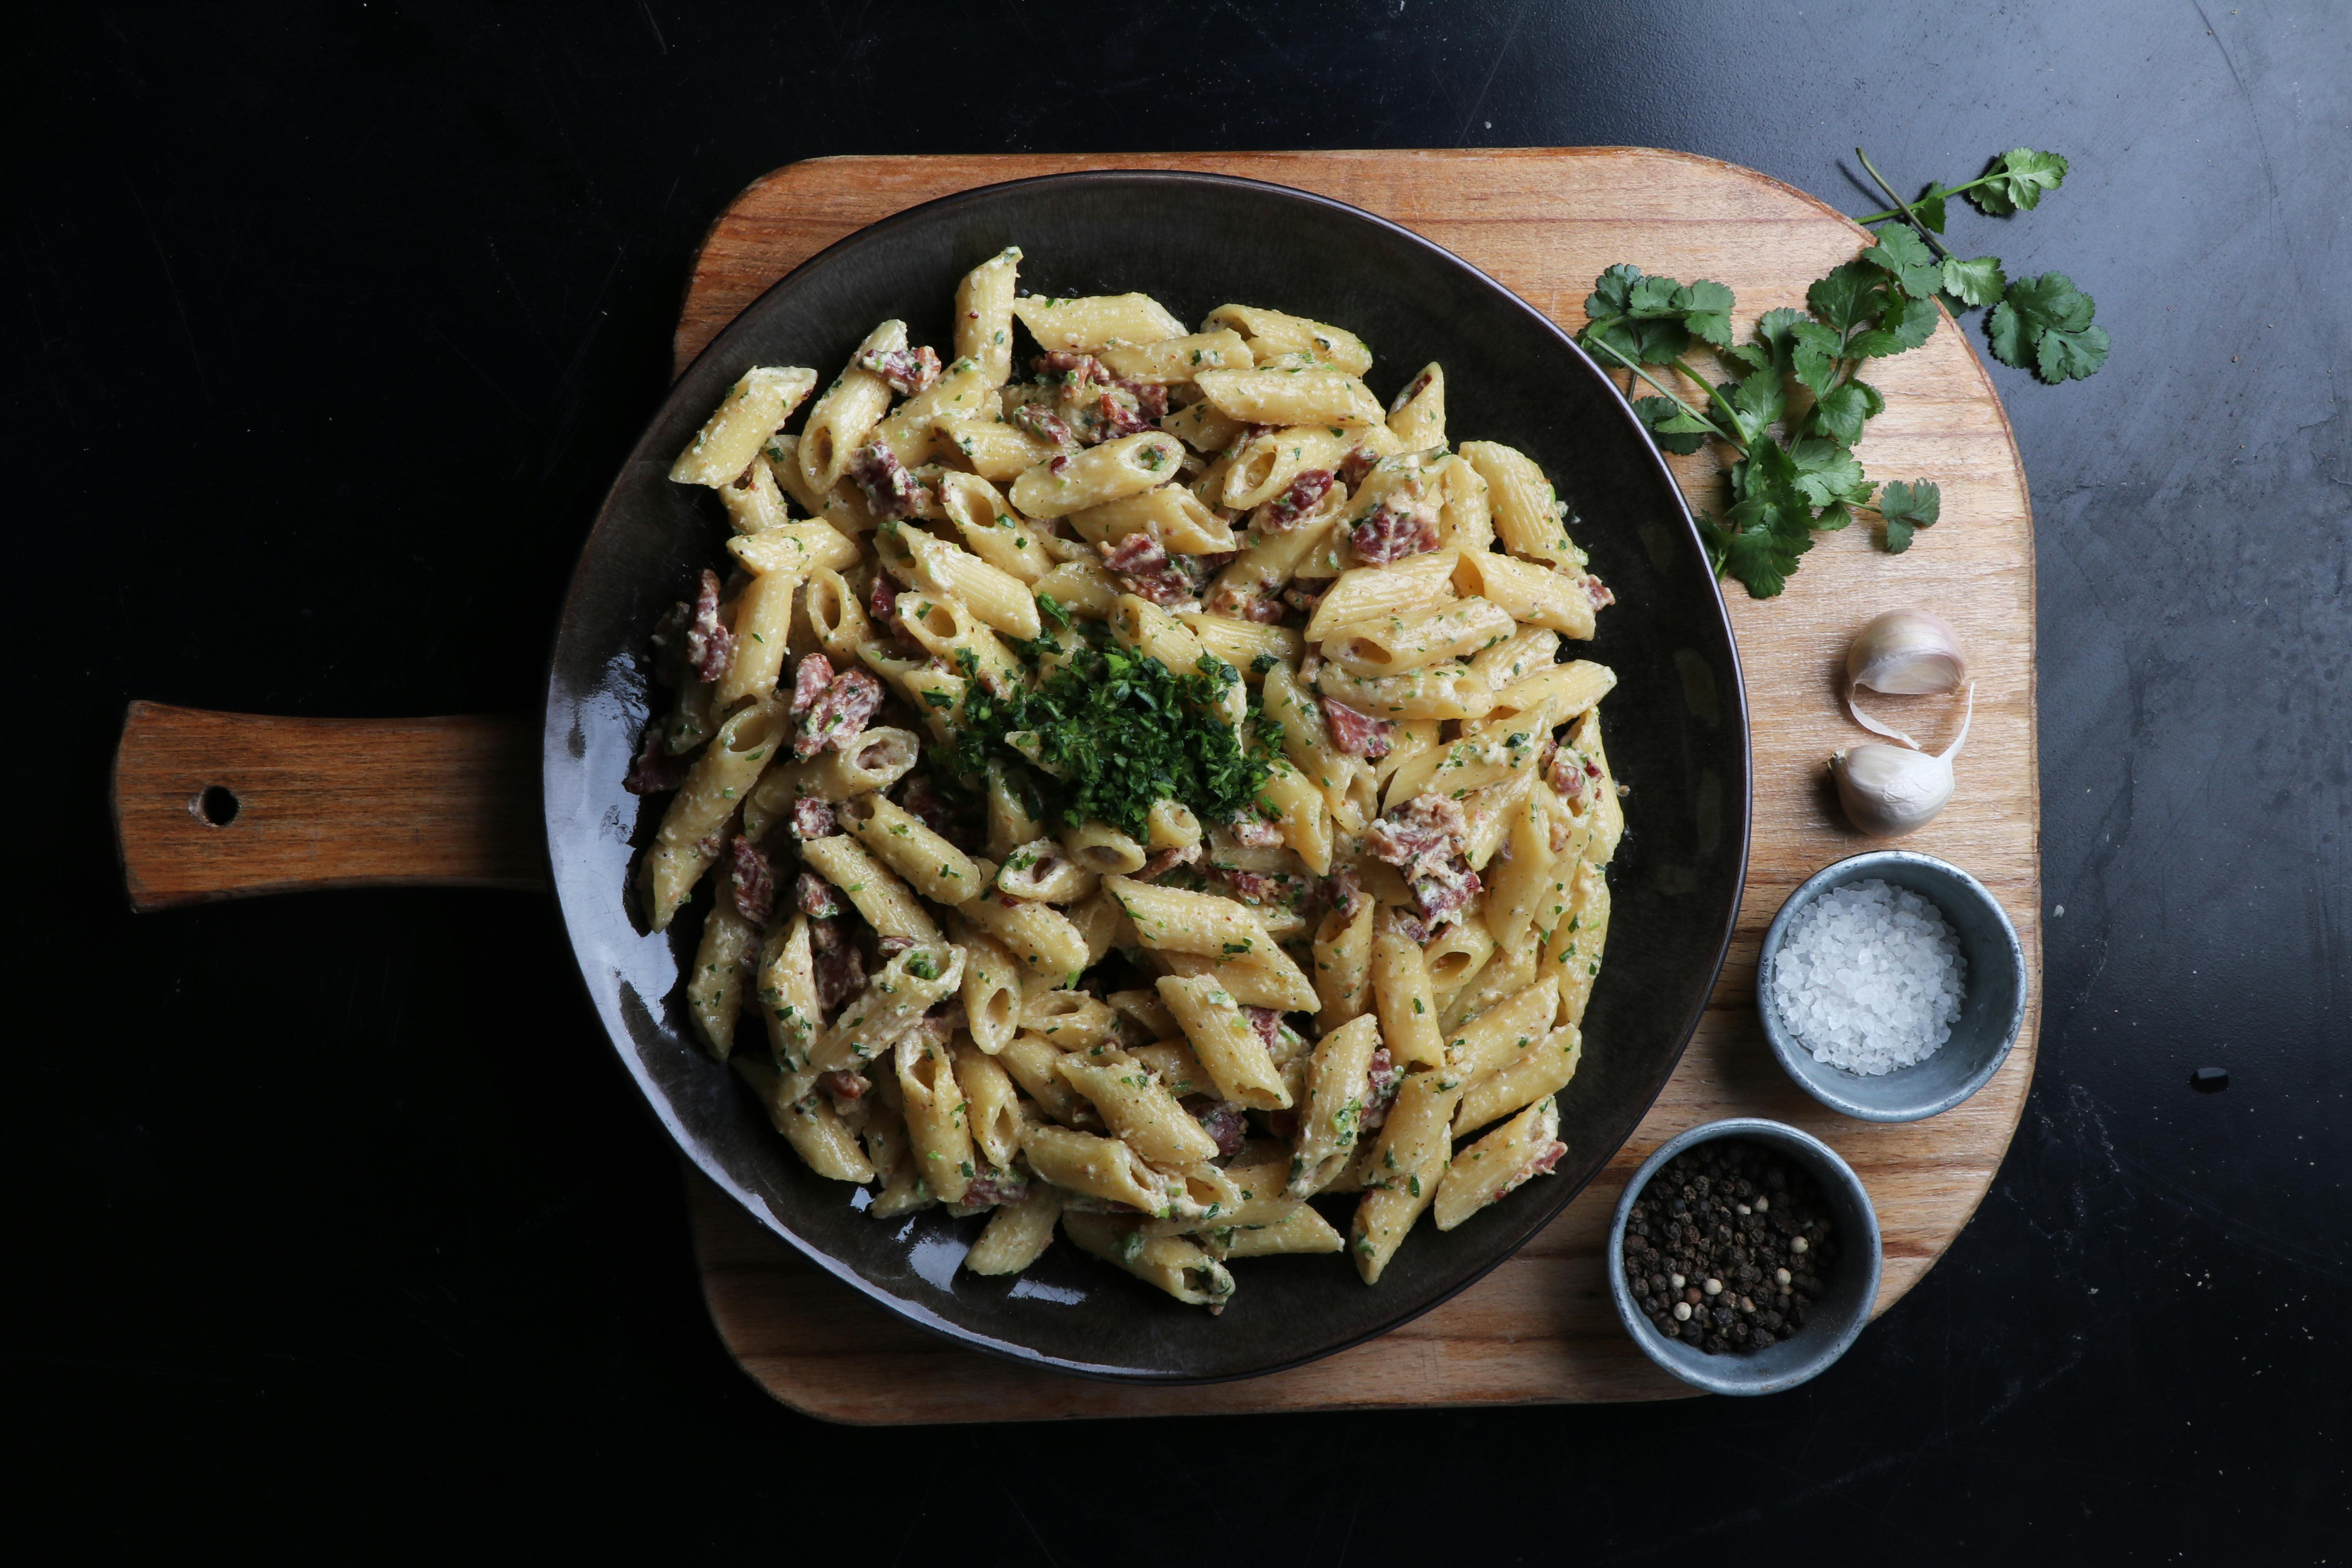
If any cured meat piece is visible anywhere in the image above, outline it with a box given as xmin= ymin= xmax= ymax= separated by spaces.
xmin=787 ymin=796 xmax=837 ymax=841
xmin=1241 ymin=1006 xmax=1282 ymax=1053
xmin=1545 ymin=744 xmax=1602 ymax=811
xmin=853 ymin=343 xmax=942 ymax=396
xmin=818 ymin=1069 xmax=867 ymax=1106
xmin=1228 ymin=815 xmax=1285 ymax=850
xmin=1009 ymin=401 xmax=1075 ymax=448
xmin=623 ymin=724 xmax=688 ymax=795
xmin=1098 ymin=532 xmax=1200 ymax=609
xmin=1322 ymin=866 xmax=1366 ymax=920
xmin=728 ymin=836 xmax=775 ymax=926
xmin=1202 ymin=578 xmax=1283 ymax=624
xmin=1409 ymin=858 xmax=1483 ymax=929
xmin=1189 ymin=1100 xmax=1248 ymax=1160
xmin=1279 ymin=584 xmax=1323 ymax=618
xmin=958 ymin=1167 xmax=1032 ymax=1209
xmin=1319 ymin=697 xmax=1394 ymax=759
xmin=815 ymin=943 xmax=866 ymax=1012
xmin=897 ymin=774 xmax=955 ymax=838
xmin=1121 ymin=380 xmax=1169 ymax=419
xmin=845 ymin=441 xmax=931 ymax=522
xmin=1348 ymin=494 xmax=1440 ymax=564
xmin=1584 ymin=575 xmax=1615 ymax=611
xmin=1033 ymin=350 xmax=1110 ymax=386
xmin=1358 ymin=1046 xmax=1403 ymax=1134
xmin=1137 ymin=843 xmax=1201 ymax=880
xmin=789 ymin=652 xmax=835 ymax=716
xmin=1366 ymin=794 xmax=1469 ymax=881
xmin=684 ymin=568 xmax=735 ymax=684
xmin=1250 ymin=469 xmax=1333 ymax=535
xmin=793 ymin=667 xmax=884 ymax=759
xmin=1337 ymin=445 xmax=1379 ymax=487
xmin=1218 ymin=868 xmax=1286 ymax=907
xmin=796 ymin=872 xmax=843 ymax=920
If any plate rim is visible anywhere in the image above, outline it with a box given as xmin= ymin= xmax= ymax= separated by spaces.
xmin=543 ymin=166 xmax=1753 ymax=1383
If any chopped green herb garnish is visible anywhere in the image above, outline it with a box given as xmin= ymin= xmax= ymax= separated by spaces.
xmin=930 ymin=626 xmax=1279 ymax=840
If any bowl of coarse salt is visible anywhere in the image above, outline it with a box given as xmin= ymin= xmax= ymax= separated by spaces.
xmin=1757 ymin=850 xmax=2027 ymax=1122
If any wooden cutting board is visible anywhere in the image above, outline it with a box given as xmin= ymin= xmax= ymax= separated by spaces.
xmin=676 ymin=149 xmax=2042 ymax=1421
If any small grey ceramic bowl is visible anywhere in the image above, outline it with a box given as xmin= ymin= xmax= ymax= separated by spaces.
xmin=1755 ymin=849 xmax=2027 ymax=1123
xmin=1608 ymin=1118 xmax=1883 ymax=1395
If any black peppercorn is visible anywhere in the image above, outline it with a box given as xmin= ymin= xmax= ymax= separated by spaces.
xmin=1619 ymin=1138 xmax=1839 ymax=1359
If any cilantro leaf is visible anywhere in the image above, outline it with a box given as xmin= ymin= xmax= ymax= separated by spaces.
xmin=1806 ymin=262 xmax=1887 ymax=333
xmin=1788 ymin=439 xmax=1869 ymax=507
xmin=1883 ymin=293 xmax=1942 ymax=350
xmin=2036 ymin=323 xmax=2111 ymax=383
xmin=1713 ymin=518 xmax=1804 ymax=600
xmin=1863 ymin=224 xmax=1943 ymax=299
xmin=1631 ymin=395 xmax=1707 ymax=456
xmin=1586 ymin=263 xmax=1644 ymax=316
xmin=1941 ymin=255 xmax=2007 ymax=308
xmin=1726 ymin=368 xmax=1787 ymax=445
xmin=1787 ymin=320 xmax=1844 ymax=399
xmin=1806 ymin=378 xmax=1883 ymax=445
xmin=1581 ymin=266 xmax=1737 ymax=365
xmin=1677 ymin=279 xmax=1737 ymax=349
xmin=1967 ymin=148 xmax=2069 ymax=216
xmin=1985 ymin=300 xmax=2032 ymax=368
xmin=1987 ymin=273 xmax=2107 ymax=382
xmin=1728 ymin=306 xmax=1810 ymax=374
xmin=1911 ymin=181 xmax=1953 ymax=235
xmin=2005 ymin=271 xmax=2096 ymax=332
xmin=1876 ymin=479 xmax=1942 ymax=553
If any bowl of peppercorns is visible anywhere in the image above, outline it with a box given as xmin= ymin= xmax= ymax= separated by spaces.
xmin=1608 ymin=1118 xmax=1883 ymax=1395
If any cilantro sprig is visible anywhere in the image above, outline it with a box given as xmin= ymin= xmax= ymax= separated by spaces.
xmin=934 ymin=628 xmax=1278 ymax=840
xmin=1854 ymin=146 xmax=2107 ymax=384
xmin=1580 ymin=142 xmax=2102 ymax=597
xmin=1581 ymin=261 xmax=1942 ymax=596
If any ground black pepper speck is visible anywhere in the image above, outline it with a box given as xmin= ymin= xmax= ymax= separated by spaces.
xmin=1620 ymin=1138 xmax=1838 ymax=1356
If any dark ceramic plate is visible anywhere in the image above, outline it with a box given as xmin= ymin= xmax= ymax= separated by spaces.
xmin=544 ymin=171 xmax=1751 ymax=1382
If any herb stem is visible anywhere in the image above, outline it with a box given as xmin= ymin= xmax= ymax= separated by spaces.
xmin=1670 ymin=355 xmax=1757 ymax=438
xmin=1850 ymin=171 xmax=2003 ymax=225
xmin=1855 ymin=148 xmax=1956 ymax=261
xmin=1587 ymin=338 xmax=1741 ymax=449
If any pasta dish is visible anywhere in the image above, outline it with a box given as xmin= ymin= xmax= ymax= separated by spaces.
xmin=631 ymin=248 xmax=1622 ymax=1310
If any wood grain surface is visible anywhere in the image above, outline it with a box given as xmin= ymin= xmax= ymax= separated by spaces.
xmin=111 ymin=701 xmax=546 ymax=909
xmin=678 ymin=148 xmax=2042 ymax=1422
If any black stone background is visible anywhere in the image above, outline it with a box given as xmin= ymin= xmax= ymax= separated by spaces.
xmin=6 ymin=2 xmax=2346 ymax=1558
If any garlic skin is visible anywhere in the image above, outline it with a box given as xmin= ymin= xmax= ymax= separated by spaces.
xmin=1847 ymin=610 xmax=1967 ymax=695
xmin=1832 ymin=682 xmax=1973 ymax=837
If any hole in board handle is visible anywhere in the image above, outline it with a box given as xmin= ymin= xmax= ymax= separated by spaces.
xmin=192 ymin=786 xmax=240 ymax=827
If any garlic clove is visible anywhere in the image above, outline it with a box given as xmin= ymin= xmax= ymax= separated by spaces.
xmin=1832 ymin=744 xmax=1955 ymax=837
xmin=1831 ymin=682 xmax=1973 ymax=836
xmin=1847 ymin=610 xmax=1967 ymax=695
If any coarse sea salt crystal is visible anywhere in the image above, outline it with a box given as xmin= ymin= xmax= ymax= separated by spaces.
xmin=1770 ymin=878 xmax=1965 ymax=1075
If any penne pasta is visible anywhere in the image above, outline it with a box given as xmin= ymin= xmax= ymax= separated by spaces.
xmin=670 ymin=366 xmax=818 ymax=487
xmin=1434 ymin=1095 xmax=1564 ymax=1230
xmin=955 ymin=247 xmax=1023 ymax=386
xmin=1202 ymin=304 xmax=1372 ymax=376
xmin=1193 ymin=367 xmax=1383 ymax=430
xmin=800 ymin=321 xmax=907 ymax=495
xmin=1013 ymin=291 xmax=1187 ymax=352
xmin=641 ymin=697 xmax=786 ymax=932
xmin=1350 ymin=1069 xmax=1463 ymax=1283
xmin=965 ymin=1184 xmax=1063 ymax=1274
xmin=1455 ymin=1025 xmax=1581 ymax=1138
xmin=1304 ymin=549 xmax=1461 ymax=641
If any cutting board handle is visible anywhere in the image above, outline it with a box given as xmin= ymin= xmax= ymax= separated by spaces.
xmin=111 ymin=702 xmax=550 ymax=911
